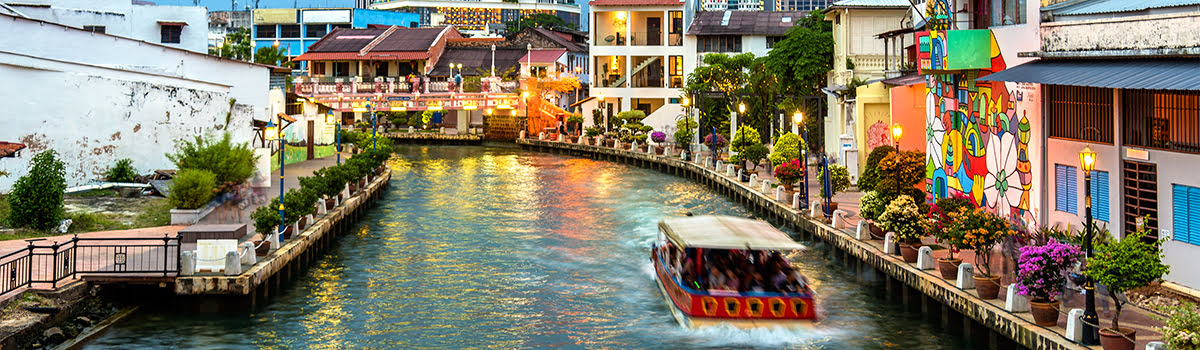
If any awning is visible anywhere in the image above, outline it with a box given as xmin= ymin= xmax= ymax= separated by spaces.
xmin=0 ymin=141 xmax=26 ymax=158
xmin=882 ymin=73 xmax=925 ymax=87
xmin=658 ymin=216 xmax=806 ymax=251
xmin=976 ymin=59 xmax=1200 ymax=91
xmin=157 ymin=21 xmax=187 ymax=26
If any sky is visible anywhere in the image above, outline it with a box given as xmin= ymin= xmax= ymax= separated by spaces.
xmin=151 ymin=0 xmax=355 ymax=11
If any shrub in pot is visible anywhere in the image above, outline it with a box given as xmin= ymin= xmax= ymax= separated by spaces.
xmin=1153 ymin=302 xmax=1200 ymax=350
xmin=730 ymin=126 xmax=761 ymax=162
xmin=768 ymin=132 xmax=802 ymax=167
xmin=931 ymin=194 xmax=976 ymax=278
xmin=282 ymin=188 xmax=318 ymax=231
xmin=168 ymin=168 xmax=217 ymax=210
xmin=251 ymin=203 xmax=282 ymax=252
xmin=858 ymin=191 xmax=887 ymax=238
xmin=953 ymin=208 xmax=1015 ymax=299
xmin=857 ymin=145 xmax=895 ymax=192
xmin=1016 ymin=239 xmax=1083 ymax=326
xmin=741 ymin=144 xmax=769 ymax=172
xmin=703 ymin=133 xmax=727 ymax=154
xmin=773 ymin=159 xmax=804 ymax=192
xmin=818 ymin=164 xmax=851 ymax=215
xmin=1086 ymin=224 xmax=1169 ymax=350
xmin=878 ymin=195 xmax=927 ymax=263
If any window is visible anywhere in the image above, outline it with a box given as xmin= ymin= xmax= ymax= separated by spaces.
xmin=1173 ymin=184 xmax=1200 ymax=246
xmin=1047 ymin=85 xmax=1113 ymax=143
xmin=280 ymin=24 xmax=301 ymax=38
xmin=1090 ymin=171 xmax=1110 ymax=222
xmin=767 ymin=36 xmax=785 ymax=49
xmin=1124 ymin=160 xmax=1158 ymax=240
xmin=992 ymin=0 xmax=1027 ymax=26
xmin=160 ymin=25 xmax=182 ymax=44
xmin=333 ymin=62 xmax=350 ymax=77
xmin=668 ymin=11 xmax=683 ymax=46
xmin=698 ymin=36 xmax=741 ymax=53
xmin=668 ymin=55 xmax=683 ymax=88
xmin=312 ymin=62 xmax=326 ymax=76
xmin=1123 ymin=89 xmax=1200 ymax=153
xmin=256 ymin=25 xmax=276 ymax=38
xmin=305 ymin=24 xmax=327 ymax=38
xmin=1055 ymin=164 xmax=1077 ymax=214
xmin=83 ymin=25 xmax=105 ymax=33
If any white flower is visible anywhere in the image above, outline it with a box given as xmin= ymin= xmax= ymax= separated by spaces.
xmin=984 ymin=132 xmax=1022 ymax=217
xmin=927 ymin=115 xmax=946 ymax=171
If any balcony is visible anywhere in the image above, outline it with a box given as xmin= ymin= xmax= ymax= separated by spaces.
xmin=630 ymin=31 xmax=663 ymax=46
xmin=293 ymin=76 xmax=520 ymax=112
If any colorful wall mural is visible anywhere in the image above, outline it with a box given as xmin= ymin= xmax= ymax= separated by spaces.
xmin=921 ymin=3 xmax=1042 ymax=228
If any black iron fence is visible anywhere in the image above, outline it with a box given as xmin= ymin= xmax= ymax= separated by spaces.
xmin=0 ymin=235 xmax=180 ymax=296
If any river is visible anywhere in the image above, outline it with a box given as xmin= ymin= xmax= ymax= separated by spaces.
xmin=86 ymin=144 xmax=969 ymax=349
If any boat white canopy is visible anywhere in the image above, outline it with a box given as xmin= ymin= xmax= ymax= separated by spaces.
xmin=658 ymin=215 xmax=806 ymax=251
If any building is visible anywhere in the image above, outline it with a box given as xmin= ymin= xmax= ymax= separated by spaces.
xmin=772 ymin=0 xmax=832 ymax=11
xmin=973 ymin=0 xmax=1200 ymax=290
xmin=821 ymin=0 xmax=910 ymax=177
xmin=208 ymin=10 xmax=252 ymax=48
xmin=0 ymin=12 xmax=273 ymax=190
xmin=369 ymin=0 xmax=581 ymax=36
xmin=2 ymin=0 xmax=208 ymax=53
xmin=251 ymin=8 xmax=420 ymax=61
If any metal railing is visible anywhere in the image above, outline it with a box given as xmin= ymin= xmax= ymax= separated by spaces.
xmin=0 ymin=235 xmax=180 ymax=296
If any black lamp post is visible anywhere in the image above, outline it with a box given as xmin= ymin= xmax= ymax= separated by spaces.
xmin=264 ymin=119 xmax=284 ymax=242
xmin=1080 ymin=145 xmax=1099 ymax=345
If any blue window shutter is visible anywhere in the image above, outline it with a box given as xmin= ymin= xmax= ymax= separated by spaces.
xmin=1055 ymin=165 xmax=1070 ymax=213
xmin=1066 ymin=165 xmax=1078 ymax=214
xmin=1188 ymin=186 xmax=1200 ymax=246
xmin=1173 ymin=185 xmax=1192 ymax=245
xmin=1090 ymin=171 xmax=1109 ymax=222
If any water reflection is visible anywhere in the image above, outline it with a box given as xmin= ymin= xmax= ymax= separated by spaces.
xmin=87 ymin=144 xmax=968 ymax=350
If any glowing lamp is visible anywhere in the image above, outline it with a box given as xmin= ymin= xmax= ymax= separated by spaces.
xmin=264 ymin=119 xmax=278 ymax=141
xmin=464 ymin=105 xmax=478 ymax=110
xmin=325 ymin=113 xmax=335 ymax=124
xmin=681 ymin=97 xmax=690 ymax=107
xmin=1080 ymin=145 xmax=1097 ymax=173
xmin=272 ymin=40 xmax=280 ymax=48
xmin=353 ymin=107 xmax=368 ymax=113
xmin=794 ymin=111 xmax=803 ymax=124
xmin=486 ymin=108 xmax=493 ymax=115
xmin=522 ymin=91 xmax=530 ymax=99
xmin=891 ymin=123 xmax=903 ymax=141
xmin=429 ymin=106 xmax=444 ymax=111
xmin=738 ymin=103 xmax=745 ymax=114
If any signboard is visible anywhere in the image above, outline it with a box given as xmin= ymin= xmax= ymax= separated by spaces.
xmin=302 ymin=9 xmax=351 ymax=24
xmin=916 ymin=29 xmax=991 ymax=74
xmin=254 ymin=9 xmax=297 ymax=24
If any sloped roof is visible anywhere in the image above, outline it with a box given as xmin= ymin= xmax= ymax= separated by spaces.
xmin=589 ymin=0 xmax=682 ymax=5
xmin=688 ymin=11 xmax=810 ymax=36
xmin=0 ymin=142 xmax=26 ymax=158
xmin=372 ymin=27 xmax=448 ymax=51
xmin=1045 ymin=0 xmax=1200 ymax=15
xmin=427 ymin=48 xmax=526 ymax=76
xmin=306 ymin=28 xmax=388 ymax=53
xmin=520 ymin=49 xmax=567 ymax=64
xmin=830 ymin=0 xmax=912 ymax=7
xmin=534 ymin=28 xmax=586 ymax=52
xmin=659 ymin=216 xmax=806 ymax=251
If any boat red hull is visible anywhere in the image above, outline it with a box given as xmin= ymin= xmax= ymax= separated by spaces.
xmin=652 ymin=251 xmax=817 ymax=323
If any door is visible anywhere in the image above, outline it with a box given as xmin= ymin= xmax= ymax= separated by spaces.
xmin=374 ymin=62 xmax=389 ymax=78
xmin=647 ymin=17 xmax=661 ymax=46
xmin=306 ymin=120 xmax=315 ymax=160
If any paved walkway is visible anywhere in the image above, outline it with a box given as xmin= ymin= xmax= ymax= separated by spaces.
xmin=199 ymin=151 xmax=352 ymax=226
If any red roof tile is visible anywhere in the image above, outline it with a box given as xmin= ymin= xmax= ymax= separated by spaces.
xmin=589 ymin=0 xmax=682 ymax=5
xmin=293 ymin=51 xmax=430 ymax=61
xmin=0 ymin=142 xmax=26 ymax=158
xmin=519 ymin=49 xmax=567 ymax=64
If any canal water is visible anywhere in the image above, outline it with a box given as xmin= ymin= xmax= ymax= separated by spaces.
xmin=87 ymin=144 xmax=969 ymax=349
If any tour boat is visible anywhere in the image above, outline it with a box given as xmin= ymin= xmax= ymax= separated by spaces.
xmin=651 ymin=215 xmax=818 ymax=329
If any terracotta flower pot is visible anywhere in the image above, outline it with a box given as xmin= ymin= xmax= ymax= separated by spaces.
xmin=973 ymin=275 xmax=1002 ymax=299
xmin=1029 ymin=300 xmax=1060 ymax=326
xmin=281 ymin=225 xmax=294 ymax=240
xmin=252 ymin=240 xmax=271 ymax=256
xmin=588 ymin=138 xmax=596 ymax=146
xmin=869 ymin=222 xmax=886 ymax=239
xmin=937 ymin=257 xmax=961 ymax=279
xmin=606 ymin=139 xmax=615 ymax=147
xmin=337 ymin=194 xmax=343 ymax=203
xmin=900 ymin=243 xmax=922 ymax=263
xmin=823 ymin=202 xmax=839 ymax=216
xmin=1098 ymin=328 xmax=1136 ymax=350
xmin=298 ymin=216 xmax=308 ymax=230
xmin=325 ymin=199 xmax=335 ymax=210
xmin=655 ymin=146 xmax=665 ymax=155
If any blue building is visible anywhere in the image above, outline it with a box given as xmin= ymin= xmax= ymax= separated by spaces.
xmin=251 ymin=8 xmax=419 ymax=66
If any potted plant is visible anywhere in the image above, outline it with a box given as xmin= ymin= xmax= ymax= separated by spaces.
xmin=773 ymin=159 xmax=804 ymax=194
xmin=858 ymin=191 xmax=888 ymax=238
xmin=1016 ymin=239 xmax=1083 ymax=326
xmin=954 ymin=208 xmax=1015 ymax=299
xmin=857 ymin=145 xmax=896 ymax=192
xmin=650 ymin=131 xmax=667 ymax=154
xmin=283 ymin=188 xmax=318 ymax=232
xmin=1086 ymin=224 xmax=1169 ymax=349
xmin=931 ymin=195 xmax=975 ymax=278
xmin=250 ymin=204 xmax=281 ymax=255
xmin=585 ymin=128 xmax=601 ymax=145
xmin=769 ymin=132 xmax=802 ymax=167
xmin=566 ymin=114 xmax=584 ymax=134
xmin=877 ymin=195 xmax=927 ymax=262
xmin=817 ymin=164 xmax=851 ymax=215
xmin=635 ymin=134 xmax=649 ymax=151
xmin=703 ymin=133 xmax=727 ymax=157
xmin=1153 ymin=302 xmax=1200 ymax=350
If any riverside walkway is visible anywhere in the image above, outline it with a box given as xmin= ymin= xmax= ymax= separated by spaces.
xmin=517 ymin=137 xmax=1169 ymax=350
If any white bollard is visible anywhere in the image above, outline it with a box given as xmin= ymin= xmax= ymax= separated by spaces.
xmin=832 ymin=209 xmax=849 ymax=228
xmin=917 ymin=246 xmax=935 ymax=270
xmin=957 ymin=263 xmax=976 ymax=289
xmin=558 ymin=134 xmax=565 ymax=142
xmin=761 ymin=180 xmax=771 ymax=193
xmin=1147 ymin=342 xmax=1167 ymax=350
xmin=749 ymin=174 xmax=759 ymax=187
xmin=224 ymin=251 xmax=241 ymax=276
xmin=240 ymin=242 xmax=256 ymax=265
xmin=715 ymin=160 xmax=724 ymax=172
xmin=737 ymin=169 xmax=745 ymax=181
xmin=648 ymin=144 xmax=655 ymax=154
xmin=793 ymin=192 xmax=803 ymax=210
xmin=1065 ymin=309 xmax=1085 ymax=342
xmin=809 ymin=200 xmax=821 ymax=217
xmin=180 ymin=251 xmax=195 ymax=276
xmin=440 ymin=127 xmax=445 ymax=134
xmin=409 ymin=126 xmax=415 ymax=133
xmin=317 ymin=198 xmax=328 ymax=215
xmin=680 ymin=150 xmax=688 ymax=159
xmin=520 ymin=130 xmax=526 ymax=139
xmin=538 ymin=132 xmax=546 ymax=140
xmin=1005 ymin=284 xmax=1029 ymax=312
xmin=775 ymin=186 xmax=785 ymax=202
xmin=855 ymin=221 xmax=869 ymax=240
xmin=269 ymin=231 xmax=280 ymax=249
xmin=631 ymin=141 xmax=638 ymax=151
xmin=614 ymin=140 xmax=621 ymax=149
xmin=883 ymin=233 xmax=896 ymax=254
xmin=726 ymin=165 xmax=736 ymax=177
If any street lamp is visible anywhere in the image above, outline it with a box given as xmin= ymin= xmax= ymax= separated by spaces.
xmin=327 ymin=112 xmax=340 ymax=165
xmin=522 ymin=91 xmax=530 ymax=137
xmin=891 ymin=123 xmax=903 ymax=148
xmin=1079 ymin=144 xmax=1100 ymax=345
xmin=264 ymin=118 xmax=285 ymax=242
xmin=795 ymin=111 xmax=808 ymax=208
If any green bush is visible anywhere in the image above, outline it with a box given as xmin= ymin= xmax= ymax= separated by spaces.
xmin=616 ymin=110 xmax=646 ymax=125
xmin=818 ymin=164 xmax=851 ymax=198
xmin=167 ymin=133 xmax=258 ymax=185
xmin=407 ymin=113 xmax=421 ymax=127
xmin=741 ymin=144 xmax=769 ymax=170
xmin=769 ymin=132 xmax=802 ymax=167
xmin=168 ymin=168 xmax=217 ymax=210
xmin=858 ymin=145 xmax=896 ymax=192
xmin=251 ymin=202 xmax=282 ymax=235
xmin=585 ymin=127 xmax=602 ymax=137
xmin=730 ymin=126 xmax=761 ymax=153
xmin=421 ymin=110 xmax=433 ymax=126
xmin=298 ymin=174 xmax=330 ymax=200
xmin=314 ymin=166 xmax=350 ymax=198
xmin=567 ymin=114 xmax=584 ymax=124
xmin=876 ymin=150 xmax=927 ymax=202
xmin=282 ymin=188 xmax=318 ymax=225
xmin=859 ymin=191 xmax=886 ymax=221
xmin=1087 ymin=224 xmax=1170 ymax=332
xmin=7 ymin=150 xmax=67 ymax=230
xmin=104 ymin=158 xmax=138 ymax=183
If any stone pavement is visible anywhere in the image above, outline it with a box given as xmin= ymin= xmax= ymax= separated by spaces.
xmin=199 ymin=151 xmax=352 ymax=226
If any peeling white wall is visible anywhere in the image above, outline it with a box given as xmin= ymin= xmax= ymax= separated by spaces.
xmin=1042 ymin=12 xmax=1200 ymax=52
xmin=10 ymin=0 xmax=208 ymax=53
xmin=0 ymin=14 xmax=269 ymax=191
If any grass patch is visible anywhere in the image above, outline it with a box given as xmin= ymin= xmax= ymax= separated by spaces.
xmin=68 ymin=189 xmax=119 ymax=198
xmin=132 ymin=200 xmax=172 ymax=228
xmin=65 ymin=212 xmax=123 ymax=233
xmin=0 ymin=193 xmax=9 ymax=227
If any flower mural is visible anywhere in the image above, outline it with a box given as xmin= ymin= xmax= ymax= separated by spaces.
xmin=984 ymin=132 xmax=1021 ymax=218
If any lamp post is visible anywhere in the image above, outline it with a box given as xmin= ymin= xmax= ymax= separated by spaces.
xmin=891 ymin=123 xmax=903 ymax=149
xmin=736 ymin=102 xmax=747 ymax=177
xmin=336 ymin=93 xmax=344 ymax=164
xmin=522 ymin=90 xmax=530 ymax=137
xmin=264 ymin=119 xmax=285 ymax=242
xmin=795 ymin=111 xmax=808 ymax=208
xmin=574 ymin=66 xmax=583 ymax=108
xmin=490 ymin=44 xmax=496 ymax=77
xmin=680 ymin=96 xmax=692 ymax=160
xmin=1079 ymin=145 xmax=1100 ymax=345
xmin=327 ymin=112 xmax=340 ymax=165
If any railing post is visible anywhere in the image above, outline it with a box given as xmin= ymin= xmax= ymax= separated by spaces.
xmin=175 ymin=236 xmax=181 ymax=275
xmin=163 ymin=234 xmax=170 ymax=277
xmin=50 ymin=241 xmax=58 ymax=288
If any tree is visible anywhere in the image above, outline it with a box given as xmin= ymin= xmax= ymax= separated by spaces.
xmin=8 ymin=150 xmax=66 ymax=230
xmin=505 ymin=13 xmax=577 ymax=33
xmin=683 ymin=53 xmax=755 ymax=141
xmin=762 ymin=10 xmax=833 ymax=99
xmin=254 ymin=45 xmax=294 ymax=69
xmin=209 ymin=28 xmax=252 ymax=61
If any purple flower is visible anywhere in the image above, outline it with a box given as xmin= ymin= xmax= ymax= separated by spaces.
xmin=1015 ymin=239 xmax=1083 ymax=301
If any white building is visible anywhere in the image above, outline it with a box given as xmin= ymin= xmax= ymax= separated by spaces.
xmin=370 ymin=0 xmax=581 ymax=37
xmin=0 ymin=12 xmax=273 ymax=190
xmin=2 ymin=0 xmax=208 ymax=53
